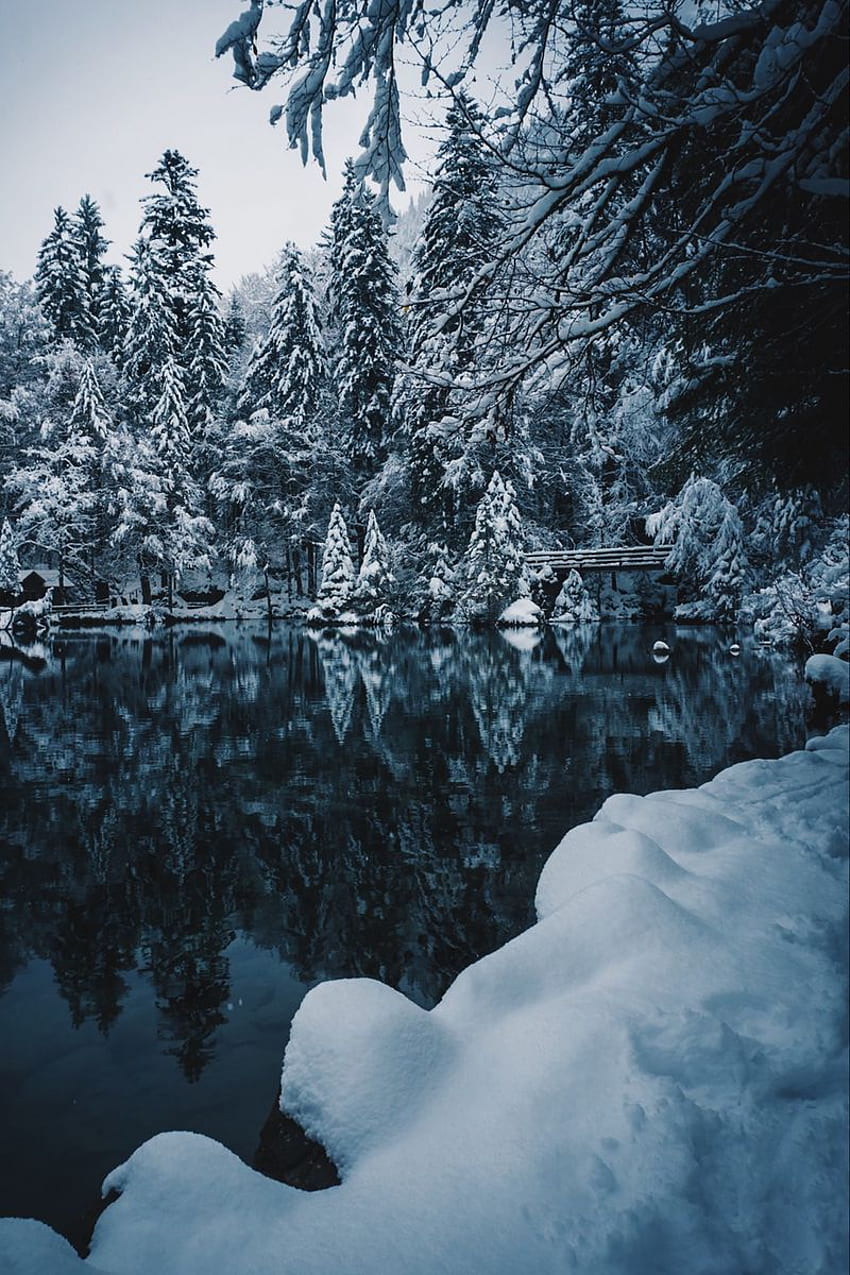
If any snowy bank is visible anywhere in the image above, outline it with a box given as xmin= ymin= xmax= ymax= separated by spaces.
xmin=0 ymin=727 xmax=847 ymax=1275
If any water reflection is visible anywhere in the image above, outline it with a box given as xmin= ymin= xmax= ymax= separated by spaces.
xmin=0 ymin=624 xmax=807 ymax=1240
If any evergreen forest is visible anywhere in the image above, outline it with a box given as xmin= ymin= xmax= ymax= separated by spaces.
xmin=1 ymin=0 xmax=847 ymax=646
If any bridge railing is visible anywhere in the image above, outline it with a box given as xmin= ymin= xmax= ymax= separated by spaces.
xmin=524 ymin=546 xmax=670 ymax=572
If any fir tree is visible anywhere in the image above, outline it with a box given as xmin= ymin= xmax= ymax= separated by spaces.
xmin=34 ymin=207 xmax=90 ymax=347
xmin=0 ymin=518 xmax=20 ymax=594
xmin=402 ymin=93 xmax=506 ymax=535
xmin=327 ymin=161 xmax=403 ymax=475
xmin=353 ymin=509 xmax=394 ymax=617
xmin=123 ymin=236 xmax=177 ymax=422
xmin=551 ymin=569 xmax=599 ymax=623
xmin=69 ymin=359 xmax=111 ymax=445
xmin=128 ymin=150 xmax=226 ymax=433
xmin=310 ymin=502 xmax=356 ymax=622
xmin=73 ymin=195 xmax=110 ymax=350
xmin=238 ymin=244 xmax=325 ymax=425
xmin=457 ymin=471 xmax=529 ymax=624
xmin=150 ymin=354 xmax=191 ymax=473
xmin=223 ymin=294 xmax=247 ymax=355
xmin=99 ymin=267 xmax=131 ymax=367
xmin=647 ymin=475 xmax=749 ymax=621
xmin=186 ymin=265 xmax=227 ymax=436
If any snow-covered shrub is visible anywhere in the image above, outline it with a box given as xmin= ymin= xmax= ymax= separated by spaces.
xmin=456 ymin=472 xmax=530 ymax=625
xmin=551 ymin=569 xmax=599 ymax=624
xmin=747 ymin=516 xmax=849 ymax=654
xmin=309 ymin=503 xmax=356 ymax=625
xmin=648 ymin=475 xmax=748 ymax=622
xmin=497 ymin=597 xmax=544 ymax=628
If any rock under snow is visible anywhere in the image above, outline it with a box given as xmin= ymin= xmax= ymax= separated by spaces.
xmin=805 ymin=652 xmax=849 ymax=705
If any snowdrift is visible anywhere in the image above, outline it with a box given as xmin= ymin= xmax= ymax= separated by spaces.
xmin=1 ymin=727 xmax=847 ymax=1275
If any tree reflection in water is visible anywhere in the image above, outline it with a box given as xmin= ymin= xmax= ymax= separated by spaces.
xmin=0 ymin=623 xmax=807 ymax=1242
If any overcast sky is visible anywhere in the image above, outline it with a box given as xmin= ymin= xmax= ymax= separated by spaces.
xmin=0 ymin=0 xmax=435 ymax=291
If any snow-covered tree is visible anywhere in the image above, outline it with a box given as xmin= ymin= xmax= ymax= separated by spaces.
xmin=99 ymin=267 xmax=131 ymax=367
xmin=551 ymin=569 xmax=599 ymax=624
xmin=648 ymin=475 xmax=748 ymax=621
xmin=123 ymin=236 xmax=178 ymax=422
xmin=418 ymin=540 xmax=456 ymax=625
xmin=353 ymin=509 xmax=394 ymax=617
xmin=457 ymin=471 xmax=530 ymax=625
xmin=0 ymin=517 xmax=20 ymax=594
xmin=73 ymin=195 xmax=110 ymax=351
xmin=310 ymin=502 xmax=356 ymax=622
xmin=69 ymin=359 xmax=111 ymax=445
xmin=126 ymin=151 xmax=226 ymax=435
xmin=34 ymin=207 xmax=90 ymax=348
xmin=218 ymin=1 xmax=847 ymax=494
xmin=238 ymin=244 xmax=325 ymax=425
xmin=402 ymin=93 xmax=506 ymax=534
xmin=327 ymin=161 xmax=403 ymax=475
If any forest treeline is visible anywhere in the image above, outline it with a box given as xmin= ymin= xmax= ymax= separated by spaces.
xmin=0 ymin=0 xmax=847 ymax=636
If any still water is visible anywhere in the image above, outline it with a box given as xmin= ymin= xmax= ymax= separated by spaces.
xmin=0 ymin=623 xmax=807 ymax=1246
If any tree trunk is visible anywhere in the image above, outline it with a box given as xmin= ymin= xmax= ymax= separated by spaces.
xmin=140 ymin=571 xmax=152 ymax=606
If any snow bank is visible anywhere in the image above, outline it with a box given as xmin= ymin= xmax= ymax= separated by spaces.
xmin=0 ymin=728 xmax=847 ymax=1275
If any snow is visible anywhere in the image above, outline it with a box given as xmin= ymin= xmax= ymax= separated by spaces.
xmin=805 ymin=653 xmax=850 ymax=705
xmin=496 ymin=597 xmax=542 ymax=628
xmin=0 ymin=726 xmax=847 ymax=1275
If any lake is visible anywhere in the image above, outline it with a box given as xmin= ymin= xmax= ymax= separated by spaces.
xmin=0 ymin=622 xmax=808 ymax=1248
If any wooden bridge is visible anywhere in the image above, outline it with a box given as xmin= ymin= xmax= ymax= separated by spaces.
xmin=524 ymin=545 xmax=670 ymax=574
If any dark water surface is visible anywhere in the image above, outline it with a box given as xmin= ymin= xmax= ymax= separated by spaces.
xmin=0 ymin=623 xmax=807 ymax=1246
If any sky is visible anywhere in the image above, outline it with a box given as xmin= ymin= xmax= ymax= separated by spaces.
xmin=0 ymin=0 xmax=435 ymax=292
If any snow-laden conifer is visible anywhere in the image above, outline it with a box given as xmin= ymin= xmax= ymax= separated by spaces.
xmin=648 ymin=475 xmax=748 ymax=622
xmin=327 ymin=161 xmax=402 ymax=475
xmin=239 ymin=244 xmax=325 ymax=425
xmin=72 ymin=195 xmax=110 ymax=351
xmin=354 ymin=509 xmax=394 ymax=618
xmin=458 ymin=471 xmax=530 ymax=624
xmin=0 ymin=518 xmax=20 ymax=593
xmin=69 ymin=359 xmax=111 ymax=444
xmin=151 ymin=354 xmax=191 ymax=472
xmin=34 ymin=207 xmax=91 ymax=348
xmin=99 ymin=267 xmax=131 ymax=367
xmin=551 ymin=569 xmax=599 ymax=624
xmin=401 ymin=93 xmax=506 ymax=534
xmin=310 ymin=502 xmax=356 ymax=623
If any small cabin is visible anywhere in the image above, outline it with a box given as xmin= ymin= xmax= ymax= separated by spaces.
xmin=19 ymin=569 xmax=71 ymax=607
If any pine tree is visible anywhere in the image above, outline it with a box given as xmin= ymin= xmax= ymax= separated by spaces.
xmin=402 ymin=93 xmax=506 ymax=535
xmin=99 ymin=267 xmax=131 ymax=366
xmin=123 ymin=236 xmax=177 ymax=422
xmin=457 ymin=471 xmax=529 ymax=624
xmin=73 ymin=195 xmax=110 ymax=351
xmin=0 ymin=518 xmax=20 ymax=593
xmin=238 ymin=244 xmax=325 ymax=425
xmin=186 ymin=265 xmax=227 ymax=436
xmin=647 ymin=474 xmax=749 ymax=621
xmin=310 ymin=502 xmax=356 ymax=622
xmin=551 ymin=569 xmax=599 ymax=623
xmin=223 ymin=294 xmax=247 ymax=355
xmin=34 ymin=207 xmax=90 ymax=346
xmin=353 ymin=509 xmax=394 ymax=617
xmin=150 ymin=354 xmax=192 ymax=473
xmin=69 ymin=359 xmax=111 ymax=444
xmin=327 ymin=161 xmax=403 ymax=475
xmin=128 ymin=150 xmax=226 ymax=433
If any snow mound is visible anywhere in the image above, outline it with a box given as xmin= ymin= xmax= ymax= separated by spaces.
xmin=805 ymin=652 xmax=849 ymax=705
xmin=0 ymin=728 xmax=847 ymax=1275
xmin=496 ymin=597 xmax=543 ymax=628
